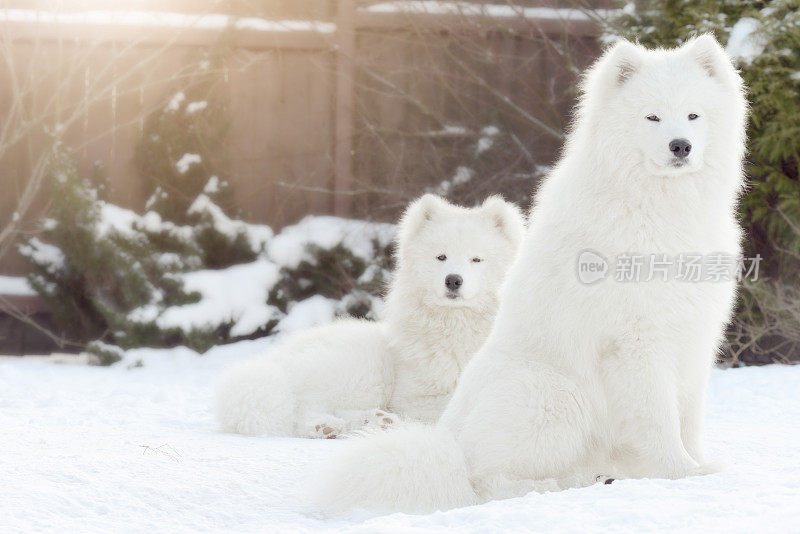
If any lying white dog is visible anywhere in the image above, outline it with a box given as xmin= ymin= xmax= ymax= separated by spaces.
xmin=215 ymin=194 xmax=524 ymax=438
xmin=313 ymin=35 xmax=748 ymax=513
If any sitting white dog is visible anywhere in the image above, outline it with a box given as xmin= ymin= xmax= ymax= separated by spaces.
xmin=215 ymin=194 xmax=524 ymax=438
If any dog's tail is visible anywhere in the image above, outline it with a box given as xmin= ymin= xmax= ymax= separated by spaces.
xmin=214 ymin=357 xmax=295 ymax=436
xmin=311 ymin=423 xmax=478 ymax=514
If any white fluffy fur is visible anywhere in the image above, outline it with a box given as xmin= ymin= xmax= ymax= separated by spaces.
xmin=215 ymin=194 xmax=524 ymax=437
xmin=313 ymin=35 xmax=748 ymax=513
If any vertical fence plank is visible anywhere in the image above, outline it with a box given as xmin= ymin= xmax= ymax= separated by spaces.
xmin=333 ymin=0 xmax=355 ymax=217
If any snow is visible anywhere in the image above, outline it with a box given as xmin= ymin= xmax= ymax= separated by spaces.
xmin=357 ymin=263 xmax=385 ymax=285
xmin=476 ymin=137 xmax=493 ymax=154
xmin=188 ymin=194 xmax=274 ymax=252
xmin=97 ymin=203 xmax=195 ymax=242
xmin=164 ymin=91 xmax=185 ymax=112
xmin=622 ymin=2 xmax=636 ymax=16
xmin=0 ymin=9 xmax=335 ymax=34
xmin=276 ymin=295 xmax=338 ymax=334
xmin=130 ymin=258 xmax=281 ymax=337
xmin=234 ymin=18 xmax=335 ymax=34
xmin=452 ymin=166 xmax=474 ymax=186
xmin=185 ymin=101 xmax=208 ymax=114
xmin=423 ymin=125 xmax=471 ymax=137
xmin=203 ymin=175 xmax=221 ymax=194
xmin=726 ymin=18 xmax=765 ymax=64
xmin=267 ymin=216 xmax=396 ymax=270
xmin=476 ymin=125 xmax=499 ymax=155
xmin=0 ymin=275 xmax=36 ymax=296
xmin=16 ymin=238 xmax=65 ymax=275
xmin=432 ymin=165 xmax=475 ymax=194
xmin=363 ymin=2 xmax=593 ymax=21
xmin=0 ymin=343 xmax=798 ymax=532
xmin=97 ymin=203 xmax=146 ymax=238
xmin=145 ymin=187 xmax=167 ymax=211
xmin=175 ymin=153 xmax=202 ymax=174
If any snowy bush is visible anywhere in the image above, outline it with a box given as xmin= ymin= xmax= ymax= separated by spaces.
xmin=266 ymin=216 xmax=395 ymax=322
xmin=22 ymin=144 xmax=396 ymax=358
xmin=86 ymin=340 xmax=125 ymax=366
xmin=134 ymin=50 xmax=259 ymax=270
xmin=144 ymin=216 xmax=395 ymax=344
xmin=19 ymin=143 xmax=198 ymax=355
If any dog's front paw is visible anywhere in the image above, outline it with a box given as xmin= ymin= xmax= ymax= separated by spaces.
xmin=311 ymin=424 xmax=342 ymax=439
xmin=312 ymin=424 xmax=340 ymax=439
xmin=306 ymin=416 xmax=345 ymax=439
xmin=362 ymin=409 xmax=399 ymax=431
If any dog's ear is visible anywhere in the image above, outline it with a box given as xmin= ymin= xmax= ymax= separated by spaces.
xmin=683 ymin=34 xmax=740 ymax=87
xmin=602 ymin=39 xmax=644 ymax=86
xmin=577 ymin=38 xmax=644 ymax=126
xmin=398 ymin=194 xmax=447 ymax=243
xmin=480 ymin=195 xmax=526 ymax=247
xmin=580 ymin=38 xmax=644 ymax=109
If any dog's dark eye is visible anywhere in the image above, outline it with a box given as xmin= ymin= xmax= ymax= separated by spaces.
xmin=688 ymin=113 xmax=699 ymax=120
xmin=437 ymin=254 xmax=447 ymax=261
xmin=472 ymin=257 xmax=482 ymax=263
xmin=646 ymin=114 xmax=660 ymax=122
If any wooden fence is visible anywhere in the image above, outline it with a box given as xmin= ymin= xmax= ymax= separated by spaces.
xmin=0 ymin=2 xmax=603 ymax=274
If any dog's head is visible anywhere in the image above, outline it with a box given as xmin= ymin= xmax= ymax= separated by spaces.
xmin=395 ymin=194 xmax=524 ymax=308
xmin=580 ymin=34 xmax=746 ymax=181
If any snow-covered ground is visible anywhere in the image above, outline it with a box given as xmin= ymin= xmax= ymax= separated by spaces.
xmin=1 ymin=340 xmax=798 ymax=533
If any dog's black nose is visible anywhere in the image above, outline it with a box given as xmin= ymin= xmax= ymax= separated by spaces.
xmin=669 ymin=138 xmax=691 ymax=159
xmin=445 ymin=274 xmax=463 ymax=291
